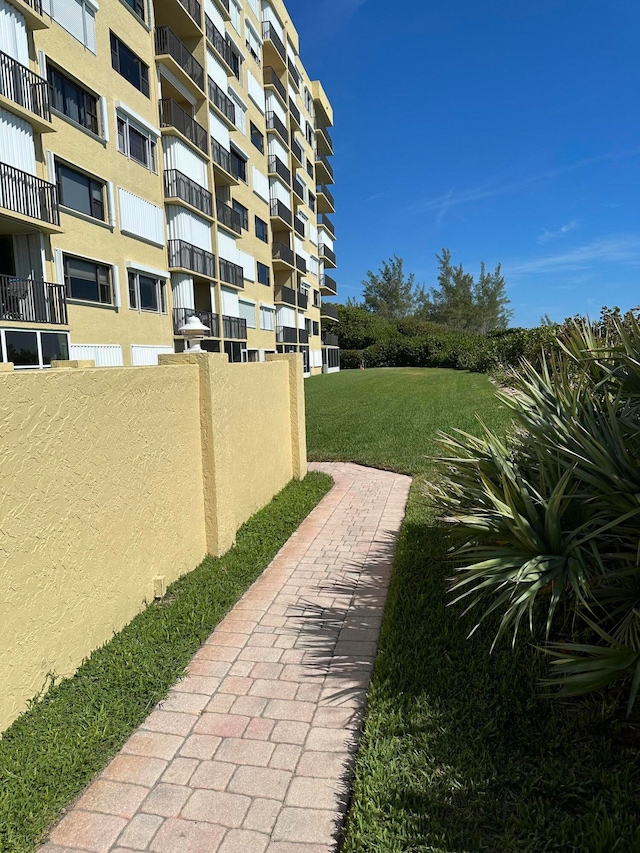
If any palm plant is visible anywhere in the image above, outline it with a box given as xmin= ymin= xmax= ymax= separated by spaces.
xmin=435 ymin=315 xmax=640 ymax=712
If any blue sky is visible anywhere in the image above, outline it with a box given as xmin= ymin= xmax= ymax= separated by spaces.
xmin=286 ymin=0 xmax=640 ymax=327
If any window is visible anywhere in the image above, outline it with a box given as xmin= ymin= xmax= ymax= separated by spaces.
xmin=306 ymin=158 xmax=314 ymax=178
xmin=308 ymin=192 xmax=316 ymax=213
xmin=255 ymin=216 xmax=268 ymax=242
xmin=230 ymin=49 xmax=241 ymax=81
xmin=312 ymin=321 xmax=319 ymax=336
xmin=305 ymin=121 xmax=314 ymax=146
xmin=2 ymin=330 xmax=69 ymax=368
xmin=230 ymin=149 xmax=247 ymax=182
xmin=56 ymin=162 xmax=105 ymax=221
xmin=257 ymin=262 xmax=270 ymax=286
xmin=304 ymin=86 xmax=313 ymax=114
xmin=250 ymin=122 xmax=264 ymax=153
xmin=260 ymin=306 xmax=275 ymax=330
xmin=110 ymin=33 xmax=149 ymax=97
xmin=128 ymin=271 xmax=165 ymax=313
xmin=230 ymin=91 xmax=246 ymax=133
xmin=48 ymin=66 xmax=99 ymax=135
xmin=224 ymin=341 xmax=245 ymax=363
xmin=117 ymin=113 xmax=157 ymax=171
xmin=305 ymin=318 xmax=312 ymax=335
xmin=122 ymin=0 xmax=145 ymax=20
xmin=239 ymin=300 xmax=256 ymax=328
xmin=64 ymin=255 xmax=112 ymax=304
xmin=45 ymin=0 xmax=96 ymax=52
xmin=313 ymin=289 xmax=320 ymax=307
xmin=229 ymin=0 xmax=241 ymax=32
xmin=232 ymin=200 xmax=249 ymax=230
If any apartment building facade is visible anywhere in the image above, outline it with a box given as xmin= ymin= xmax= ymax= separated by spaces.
xmin=0 ymin=0 xmax=339 ymax=372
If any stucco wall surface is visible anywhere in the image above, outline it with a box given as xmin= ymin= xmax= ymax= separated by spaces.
xmin=0 ymin=364 xmax=206 ymax=731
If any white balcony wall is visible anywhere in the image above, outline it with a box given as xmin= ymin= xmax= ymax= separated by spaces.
xmin=237 ymin=248 xmax=255 ymax=281
xmin=261 ymin=1 xmax=283 ymax=39
xmin=207 ymin=49 xmax=228 ymax=90
xmin=268 ymin=135 xmax=288 ymax=162
xmin=229 ymin=0 xmax=241 ymax=32
xmin=265 ymin=92 xmax=286 ymax=125
xmin=247 ymin=70 xmax=265 ymax=113
xmin=294 ymin=238 xmax=310 ymax=264
xmin=276 ymin=305 xmax=295 ymax=327
xmin=252 ymin=167 xmax=269 ymax=202
xmin=217 ymin=228 xmax=237 ymax=264
xmin=286 ymin=39 xmax=296 ymax=63
xmin=239 ymin=298 xmax=256 ymax=328
xmin=0 ymin=0 xmax=28 ymax=63
xmin=163 ymin=137 xmax=209 ymax=188
xmin=319 ymin=230 xmax=334 ymax=251
xmin=309 ymin=223 xmax=318 ymax=246
xmin=171 ymin=272 xmax=195 ymax=309
xmin=69 ymin=344 xmax=123 ymax=366
xmin=131 ymin=345 xmax=174 ymax=366
xmin=42 ymin=0 xmax=96 ymax=53
xmin=297 ymin=310 xmax=305 ymax=330
xmin=166 ymin=205 xmax=212 ymax=252
xmin=205 ymin=0 xmax=225 ymax=34
xmin=118 ymin=188 xmax=165 ymax=246
xmin=221 ymin=285 xmax=240 ymax=317
xmin=0 ymin=107 xmax=35 ymax=173
xmin=287 ymin=83 xmax=297 ymax=102
xmin=269 ymin=176 xmax=290 ymax=205
xmin=210 ymin=109 xmax=230 ymax=149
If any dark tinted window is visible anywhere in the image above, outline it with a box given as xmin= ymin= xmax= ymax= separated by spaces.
xmin=255 ymin=216 xmax=268 ymax=242
xmin=48 ymin=67 xmax=99 ymax=134
xmin=257 ymin=262 xmax=270 ymax=286
xmin=250 ymin=122 xmax=264 ymax=152
xmin=6 ymin=331 xmax=38 ymax=366
xmin=232 ymin=200 xmax=248 ymax=230
xmin=122 ymin=0 xmax=144 ymax=20
xmin=110 ymin=33 xmax=149 ymax=96
xmin=56 ymin=163 xmax=104 ymax=220
xmin=230 ymin=150 xmax=247 ymax=182
xmin=64 ymin=256 xmax=111 ymax=304
xmin=41 ymin=333 xmax=69 ymax=365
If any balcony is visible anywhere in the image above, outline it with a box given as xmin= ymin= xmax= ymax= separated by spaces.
xmin=177 ymin=0 xmax=201 ymax=27
xmin=277 ymin=325 xmax=298 ymax=344
xmin=316 ymin=122 xmax=333 ymax=155
xmin=270 ymin=198 xmax=292 ymax=227
xmin=168 ymin=239 xmax=215 ymax=278
xmin=298 ymin=329 xmax=308 ymax=344
xmin=316 ymin=183 xmax=334 ymax=213
xmin=268 ymin=154 xmax=290 ymax=186
xmin=164 ymin=169 xmax=213 ymax=217
xmin=208 ymin=76 xmax=235 ymax=124
xmin=219 ymin=257 xmax=244 ymax=288
xmin=294 ymin=217 xmax=305 ymax=238
xmin=211 ymin=136 xmax=238 ymax=184
xmin=216 ymin=198 xmax=242 ymax=234
xmin=159 ymin=99 xmax=208 ymax=155
xmin=155 ymin=28 xmax=204 ymax=92
xmin=272 ymin=242 xmax=294 ymax=268
xmin=223 ymin=314 xmax=247 ymax=339
xmin=0 ymin=51 xmax=51 ymax=130
xmin=205 ymin=15 xmax=235 ymax=74
xmin=287 ymin=59 xmax=300 ymax=90
xmin=0 ymin=276 xmax=67 ymax=325
xmin=297 ymin=288 xmax=308 ymax=309
xmin=0 ymin=161 xmax=59 ymax=227
xmin=288 ymin=97 xmax=300 ymax=127
xmin=315 ymin=151 xmax=334 ymax=184
xmin=263 ymin=66 xmax=286 ymax=102
xmin=266 ymin=110 xmax=289 ymax=145
xmin=319 ymin=243 xmax=336 ymax=267
xmin=295 ymin=254 xmax=307 ymax=275
xmin=275 ymin=285 xmax=296 ymax=306
xmin=173 ymin=307 xmax=220 ymax=337
xmin=262 ymin=21 xmax=286 ymax=65
xmin=292 ymin=177 xmax=304 ymax=202
xmin=318 ymin=213 xmax=335 ymax=238
xmin=320 ymin=274 xmax=337 ymax=296
xmin=322 ymin=332 xmax=339 ymax=348
xmin=291 ymin=138 xmax=303 ymax=167
xmin=320 ymin=302 xmax=339 ymax=322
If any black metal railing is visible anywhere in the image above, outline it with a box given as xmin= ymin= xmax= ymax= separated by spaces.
xmin=297 ymin=288 xmax=308 ymax=309
xmin=262 ymin=21 xmax=286 ymax=61
xmin=291 ymin=138 xmax=303 ymax=164
xmin=316 ymin=122 xmax=333 ymax=150
xmin=219 ymin=257 xmax=244 ymax=288
xmin=164 ymin=169 xmax=212 ymax=217
xmin=223 ymin=315 xmax=247 ymax=339
xmin=216 ymin=198 xmax=242 ymax=234
xmin=294 ymin=217 xmax=305 ymax=237
xmin=0 ymin=276 xmax=67 ymax=325
xmin=266 ymin=110 xmax=289 ymax=144
xmin=264 ymin=66 xmax=286 ymax=100
xmin=0 ymin=161 xmax=59 ymax=224
xmin=270 ymin=198 xmax=292 ymax=225
xmin=0 ymin=51 xmax=50 ymax=121
xmin=173 ymin=307 xmax=220 ymax=336
xmin=320 ymin=243 xmax=336 ymax=264
xmin=322 ymin=332 xmax=339 ymax=347
xmin=268 ymin=154 xmax=290 ymax=185
xmin=275 ymin=285 xmax=296 ymax=306
xmin=178 ymin=0 xmax=201 ymax=25
xmin=293 ymin=177 xmax=304 ymax=201
xmin=320 ymin=274 xmax=337 ymax=294
xmin=317 ymin=183 xmax=334 ymax=208
xmin=272 ymin=242 xmax=294 ymax=266
xmin=210 ymin=136 xmax=234 ymax=177
xmin=295 ymin=254 xmax=307 ymax=274
xmin=168 ymin=239 xmax=215 ymax=277
xmin=316 ymin=151 xmax=334 ymax=181
xmin=288 ymin=97 xmax=300 ymax=125
xmin=208 ymin=76 xmax=235 ymax=123
xmin=277 ymin=325 xmax=298 ymax=344
xmin=155 ymin=28 xmax=204 ymax=90
xmin=298 ymin=329 xmax=309 ymax=344
xmin=206 ymin=15 xmax=235 ymax=70
xmin=21 ymin=0 xmax=43 ymax=14
xmin=318 ymin=213 xmax=335 ymax=237
xmin=159 ymin=99 xmax=208 ymax=154
xmin=287 ymin=58 xmax=300 ymax=87
xmin=321 ymin=302 xmax=339 ymax=321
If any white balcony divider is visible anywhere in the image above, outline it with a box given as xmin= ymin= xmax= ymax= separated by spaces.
xmin=0 ymin=0 xmax=28 ymax=64
xmin=118 ymin=188 xmax=166 ymax=247
xmin=163 ymin=137 xmax=209 ymax=188
xmin=166 ymin=204 xmax=212 ymax=252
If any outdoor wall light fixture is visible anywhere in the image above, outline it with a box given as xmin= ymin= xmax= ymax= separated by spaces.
xmin=179 ymin=315 xmax=210 ymax=352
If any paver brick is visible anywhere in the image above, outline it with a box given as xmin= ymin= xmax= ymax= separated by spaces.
xmin=102 ymin=754 xmax=167 ymax=788
xmin=216 ymin=737 xmax=275 ymax=766
xmin=219 ymin=829 xmax=270 ymax=853
xmin=189 ymin=760 xmax=237 ymax=790
xmin=272 ymin=807 xmax=338 ymax=845
xmin=161 ymin=757 xmax=199 ymax=785
xmin=263 ymin=700 xmax=315 ymax=722
xmin=243 ymin=798 xmax=282 ymax=834
xmin=49 ymin=810 xmax=128 ymax=852
xmin=179 ymin=733 xmax=222 ymax=760
xmin=141 ymin=783 xmax=191 ymax=817
xmin=149 ymin=817 xmax=225 ymax=852
xmin=115 ymin=813 xmax=163 ymax=849
xmin=193 ymin=713 xmax=249 ymax=738
xmin=270 ymin=720 xmax=310 ymax=745
xmin=122 ymin=731 xmax=183 ymax=761
xmin=228 ymin=766 xmax=292 ymax=800
xmin=181 ymin=789 xmax=251 ymax=827
xmin=141 ymin=709 xmax=198 ymax=736
xmin=76 ymin=779 xmax=149 ymax=818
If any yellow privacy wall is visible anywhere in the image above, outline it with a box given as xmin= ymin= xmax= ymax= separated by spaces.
xmin=0 ymin=353 xmax=306 ymax=731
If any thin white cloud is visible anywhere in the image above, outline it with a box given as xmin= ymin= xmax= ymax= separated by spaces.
xmin=318 ymin=0 xmax=367 ymax=25
xmin=506 ymin=235 xmax=640 ymax=279
xmin=538 ymin=220 xmax=581 ymax=244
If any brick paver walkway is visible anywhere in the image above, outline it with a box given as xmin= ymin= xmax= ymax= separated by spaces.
xmin=41 ymin=463 xmax=411 ymax=853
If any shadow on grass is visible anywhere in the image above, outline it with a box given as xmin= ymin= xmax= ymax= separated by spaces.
xmin=341 ymin=489 xmax=640 ymax=853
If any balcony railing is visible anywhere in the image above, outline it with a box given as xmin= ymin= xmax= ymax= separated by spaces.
xmin=206 ymin=15 xmax=235 ymax=70
xmin=268 ymin=154 xmax=290 ymax=185
xmin=223 ymin=314 xmax=247 ymax=339
xmin=288 ymin=97 xmax=300 ymax=126
xmin=266 ymin=110 xmax=289 ymax=145
xmin=293 ymin=177 xmax=304 ymax=201
xmin=297 ymin=288 xmax=308 ymax=309
xmin=298 ymin=329 xmax=309 ymax=344
xmin=270 ymin=198 xmax=292 ymax=225
xmin=316 ymin=151 xmax=334 ymax=181
xmin=322 ymin=333 xmax=339 ymax=348
xmin=317 ymin=183 xmax=334 ymax=208
xmin=155 ymin=28 xmax=204 ymax=90
xmin=168 ymin=239 xmax=215 ymax=278
xmin=318 ymin=213 xmax=335 ymax=237
xmin=291 ymin=138 xmax=303 ymax=164
xmin=294 ymin=217 xmax=305 ymax=238
xmin=319 ymin=243 xmax=336 ymax=265
xmin=216 ymin=0 xmax=229 ymax=11
xmin=216 ymin=198 xmax=242 ymax=234
xmin=0 ymin=161 xmax=59 ymax=224
xmin=173 ymin=307 xmax=220 ymax=337
xmin=0 ymin=51 xmax=50 ymax=121
xmin=320 ymin=274 xmax=337 ymax=295
xmin=159 ymin=99 xmax=208 ymax=155
xmin=275 ymin=285 xmax=296 ymax=306
xmin=272 ymin=242 xmax=294 ymax=266
xmin=287 ymin=59 xmax=300 ymax=88
xmin=19 ymin=0 xmax=43 ymax=14
xmin=321 ymin=302 xmax=339 ymax=322
xmin=295 ymin=254 xmax=307 ymax=274
xmin=178 ymin=0 xmax=201 ymax=26
xmin=262 ymin=21 xmax=286 ymax=61
xmin=264 ymin=66 xmax=286 ymax=101
xmin=219 ymin=257 xmax=244 ymax=288
xmin=208 ymin=76 xmax=235 ymax=123
xmin=0 ymin=276 xmax=67 ymax=325
xmin=164 ymin=169 xmax=212 ymax=217
xmin=277 ymin=325 xmax=298 ymax=344
xmin=316 ymin=122 xmax=333 ymax=150
xmin=210 ymin=136 xmax=235 ymax=178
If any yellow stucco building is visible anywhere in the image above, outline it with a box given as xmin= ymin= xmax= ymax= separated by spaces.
xmin=0 ymin=0 xmax=339 ymax=371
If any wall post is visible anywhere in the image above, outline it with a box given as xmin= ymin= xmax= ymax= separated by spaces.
xmin=266 ymin=353 xmax=307 ymax=480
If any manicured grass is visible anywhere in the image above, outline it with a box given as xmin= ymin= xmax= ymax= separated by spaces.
xmin=305 ymin=368 xmax=640 ymax=852
xmin=0 ymin=472 xmax=332 ymax=853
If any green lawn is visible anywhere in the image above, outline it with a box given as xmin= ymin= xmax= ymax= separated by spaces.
xmin=0 ymin=473 xmax=332 ymax=853
xmin=305 ymin=368 xmax=640 ymax=853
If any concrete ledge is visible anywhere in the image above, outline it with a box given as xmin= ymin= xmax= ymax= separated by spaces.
xmin=50 ymin=360 xmax=96 ymax=369
xmin=0 ymin=363 xmax=14 ymax=372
